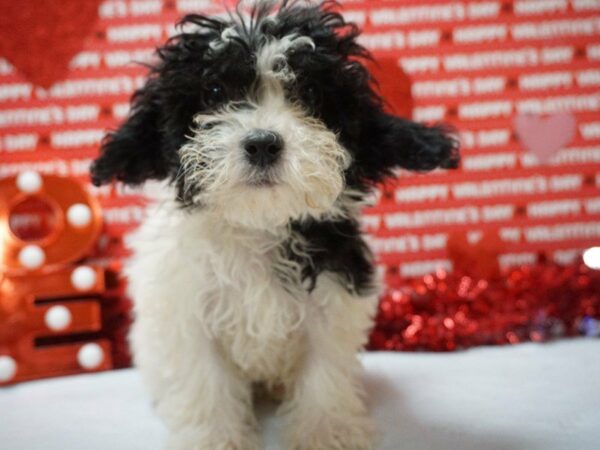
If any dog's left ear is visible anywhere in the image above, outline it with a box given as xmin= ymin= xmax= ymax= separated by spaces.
xmin=352 ymin=102 xmax=460 ymax=183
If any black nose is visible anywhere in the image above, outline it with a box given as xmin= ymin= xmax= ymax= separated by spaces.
xmin=242 ymin=129 xmax=284 ymax=167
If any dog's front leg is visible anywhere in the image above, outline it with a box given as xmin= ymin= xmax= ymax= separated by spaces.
xmin=132 ymin=313 xmax=261 ymax=450
xmin=154 ymin=340 xmax=261 ymax=450
xmin=281 ymin=279 xmax=378 ymax=450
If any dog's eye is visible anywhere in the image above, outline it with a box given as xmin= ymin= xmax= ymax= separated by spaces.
xmin=204 ymin=83 xmax=227 ymax=107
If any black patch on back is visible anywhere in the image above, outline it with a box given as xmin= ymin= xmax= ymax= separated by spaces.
xmin=284 ymin=217 xmax=375 ymax=296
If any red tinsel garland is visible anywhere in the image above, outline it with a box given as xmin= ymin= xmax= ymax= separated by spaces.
xmin=369 ymin=258 xmax=600 ymax=352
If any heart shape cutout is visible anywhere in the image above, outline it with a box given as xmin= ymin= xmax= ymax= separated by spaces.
xmin=367 ymin=57 xmax=413 ymax=118
xmin=513 ymin=113 xmax=577 ymax=164
xmin=447 ymin=231 xmax=504 ymax=279
xmin=0 ymin=0 xmax=102 ymax=88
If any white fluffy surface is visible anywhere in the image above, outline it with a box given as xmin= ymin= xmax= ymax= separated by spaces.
xmin=1 ymin=339 xmax=599 ymax=450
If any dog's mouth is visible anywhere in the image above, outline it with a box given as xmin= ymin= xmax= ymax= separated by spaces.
xmin=247 ymin=177 xmax=276 ymax=188
xmin=246 ymin=169 xmax=278 ymax=188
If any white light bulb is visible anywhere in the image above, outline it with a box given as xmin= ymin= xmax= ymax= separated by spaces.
xmin=67 ymin=203 xmax=92 ymax=228
xmin=583 ymin=247 xmax=600 ymax=270
xmin=77 ymin=343 xmax=104 ymax=370
xmin=0 ymin=356 xmax=17 ymax=383
xmin=71 ymin=266 xmax=97 ymax=291
xmin=16 ymin=171 xmax=42 ymax=193
xmin=45 ymin=305 xmax=72 ymax=331
xmin=18 ymin=245 xmax=45 ymax=269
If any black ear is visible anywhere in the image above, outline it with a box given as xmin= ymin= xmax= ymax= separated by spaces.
xmin=90 ymin=81 xmax=171 ymax=186
xmin=90 ymin=14 xmax=224 ymax=187
xmin=354 ymin=106 xmax=460 ymax=183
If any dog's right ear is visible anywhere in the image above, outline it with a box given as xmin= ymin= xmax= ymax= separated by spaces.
xmin=90 ymin=79 xmax=171 ymax=186
xmin=91 ymin=13 xmax=227 ymax=187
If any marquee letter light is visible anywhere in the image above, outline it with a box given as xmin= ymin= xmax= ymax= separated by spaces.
xmin=0 ymin=172 xmax=111 ymax=384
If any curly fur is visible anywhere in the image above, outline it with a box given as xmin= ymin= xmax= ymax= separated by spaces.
xmin=90 ymin=1 xmax=460 ymax=449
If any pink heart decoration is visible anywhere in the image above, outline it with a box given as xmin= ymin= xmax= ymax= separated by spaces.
xmin=513 ymin=112 xmax=577 ymax=164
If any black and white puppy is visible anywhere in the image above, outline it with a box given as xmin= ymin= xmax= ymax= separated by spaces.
xmin=91 ymin=1 xmax=459 ymax=449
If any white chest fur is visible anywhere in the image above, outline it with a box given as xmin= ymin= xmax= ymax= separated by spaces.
xmin=125 ymin=199 xmax=378 ymax=450
xmin=125 ymin=201 xmax=308 ymax=383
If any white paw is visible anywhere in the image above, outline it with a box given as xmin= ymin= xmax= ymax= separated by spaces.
xmin=285 ymin=413 xmax=376 ymax=450
xmin=166 ymin=426 xmax=262 ymax=450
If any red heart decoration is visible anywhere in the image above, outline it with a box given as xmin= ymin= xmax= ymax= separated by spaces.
xmin=447 ymin=231 xmax=504 ymax=279
xmin=367 ymin=57 xmax=413 ymax=119
xmin=0 ymin=0 xmax=102 ymax=88
xmin=513 ymin=113 xmax=577 ymax=164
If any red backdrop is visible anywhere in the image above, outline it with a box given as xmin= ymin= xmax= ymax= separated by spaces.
xmin=1 ymin=1 xmax=600 ymax=360
xmin=1 ymin=0 xmax=599 ymax=275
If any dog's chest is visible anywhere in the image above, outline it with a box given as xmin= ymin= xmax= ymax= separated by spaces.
xmin=196 ymin=231 xmax=307 ymax=381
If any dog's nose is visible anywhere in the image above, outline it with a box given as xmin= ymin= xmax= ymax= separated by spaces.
xmin=242 ymin=129 xmax=284 ymax=167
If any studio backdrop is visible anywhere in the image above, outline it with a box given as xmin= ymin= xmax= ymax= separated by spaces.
xmin=1 ymin=0 xmax=599 ymax=384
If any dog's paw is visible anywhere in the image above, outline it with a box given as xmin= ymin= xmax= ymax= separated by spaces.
xmin=165 ymin=426 xmax=261 ymax=450
xmin=285 ymin=413 xmax=376 ymax=450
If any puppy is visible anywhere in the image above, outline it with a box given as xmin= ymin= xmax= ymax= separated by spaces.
xmin=91 ymin=1 xmax=459 ymax=449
